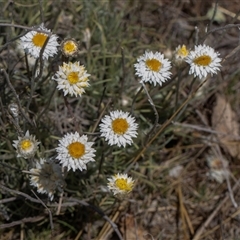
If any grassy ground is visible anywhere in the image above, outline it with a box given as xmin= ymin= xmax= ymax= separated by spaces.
xmin=1 ymin=0 xmax=240 ymax=239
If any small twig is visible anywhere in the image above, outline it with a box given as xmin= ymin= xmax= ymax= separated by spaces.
xmin=92 ymin=98 xmax=111 ymax=134
xmin=98 ymin=208 xmax=120 ymax=240
xmin=174 ymin=67 xmax=183 ymax=112
xmin=34 ymin=35 xmax=50 ymax=81
xmin=6 ymin=7 xmax=12 ymax=83
xmin=213 ymin=146 xmax=238 ymax=208
xmin=0 ymin=184 xmax=41 ymax=204
xmin=0 ymin=23 xmax=52 ymax=34
xmin=172 ymin=122 xmax=240 ymax=140
xmin=0 ymin=216 xmax=45 ymax=229
xmin=95 ymin=198 xmax=120 ymax=240
xmin=209 ymin=0 xmax=219 ymax=31
xmin=192 ymin=180 xmax=239 ymax=240
xmin=31 ymin=190 xmax=54 ymax=231
xmin=0 ymin=197 xmax=17 ymax=204
xmin=224 ymin=44 xmax=240 ymax=60
xmin=143 ymin=233 xmax=155 ymax=240
xmin=48 ymin=197 xmax=95 ymax=208
xmin=177 ymin=184 xmax=190 ymax=239
xmin=0 ymin=162 xmax=21 ymax=172
xmin=7 ymin=112 xmax=23 ymax=136
xmin=216 ymin=4 xmax=240 ymax=21
xmin=142 ymin=82 xmax=159 ymax=143
xmin=174 ymin=77 xmax=197 ymax=123
xmin=36 ymin=86 xmax=57 ymax=123
xmin=1 ymin=69 xmax=33 ymax=126
xmin=0 ymin=184 xmax=55 ymax=232
xmin=56 ymin=165 xmax=65 ymax=216
xmin=119 ymin=47 xmax=125 ymax=100
xmin=195 ymin=26 xmax=199 ymax=45
xmin=56 ymin=191 xmax=64 ymax=216
xmin=3 ymin=0 xmax=13 ymax=12
xmin=131 ymin=85 xmax=143 ymax=115
xmin=97 ymin=85 xmax=106 ymax=117
xmin=0 ymin=32 xmax=29 ymax=52
xmin=24 ymin=52 xmax=31 ymax=82
xmin=20 ymin=223 xmax=24 ymax=240
xmin=39 ymin=0 xmax=44 ymax=23
xmin=0 ymin=97 xmax=7 ymax=124
xmin=22 ymin=170 xmax=40 ymax=177
xmin=26 ymin=59 xmax=38 ymax=112
xmin=225 ymin=172 xmax=238 ymax=208
xmin=67 ymin=197 xmax=123 ymax=240
xmin=202 ymin=23 xmax=240 ymax=42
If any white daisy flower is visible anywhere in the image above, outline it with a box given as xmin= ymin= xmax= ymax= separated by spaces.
xmin=29 ymin=158 xmax=65 ymax=200
xmin=52 ymin=62 xmax=90 ymax=97
xmin=99 ymin=110 xmax=138 ymax=147
xmin=174 ymin=45 xmax=189 ymax=64
xmin=185 ymin=44 xmax=221 ymax=79
xmin=207 ymin=156 xmax=229 ymax=183
xmin=56 ymin=132 xmax=95 ymax=172
xmin=61 ymin=38 xmax=79 ymax=57
xmin=20 ymin=24 xmax=59 ymax=60
xmin=12 ymin=130 xmax=40 ymax=159
xmin=107 ymin=173 xmax=135 ymax=196
xmin=134 ymin=51 xmax=172 ymax=86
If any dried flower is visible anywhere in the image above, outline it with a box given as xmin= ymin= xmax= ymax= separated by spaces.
xmin=107 ymin=173 xmax=135 ymax=196
xmin=60 ymin=38 xmax=79 ymax=57
xmin=30 ymin=158 xmax=65 ymax=200
xmin=207 ymin=156 xmax=229 ymax=183
xmin=174 ymin=45 xmax=189 ymax=65
xmin=12 ymin=131 xmax=40 ymax=159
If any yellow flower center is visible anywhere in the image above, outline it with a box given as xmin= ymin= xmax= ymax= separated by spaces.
xmin=193 ymin=55 xmax=212 ymax=66
xmin=178 ymin=45 xmax=189 ymax=57
xmin=63 ymin=41 xmax=77 ymax=54
xmin=67 ymin=72 xmax=79 ymax=84
xmin=32 ymin=33 xmax=48 ymax=47
xmin=20 ymin=139 xmax=33 ymax=150
xmin=112 ymin=118 xmax=129 ymax=135
xmin=115 ymin=178 xmax=132 ymax=191
xmin=146 ymin=58 xmax=162 ymax=72
xmin=68 ymin=142 xmax=85 ymax=159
